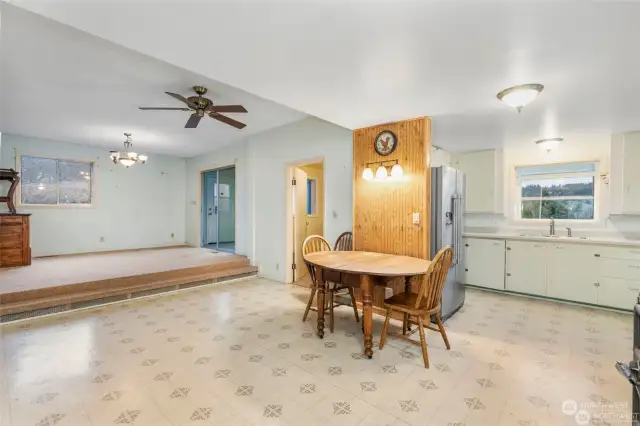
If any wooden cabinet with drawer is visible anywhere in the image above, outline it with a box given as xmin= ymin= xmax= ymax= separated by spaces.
xmin=0 ymin=213 xmax=31 ymax=267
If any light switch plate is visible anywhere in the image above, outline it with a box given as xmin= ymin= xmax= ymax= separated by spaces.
xmin=412 ymin=212 xmax=420 ymax=225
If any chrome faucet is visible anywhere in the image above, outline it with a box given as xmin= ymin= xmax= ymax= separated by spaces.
xmin=566 ymin=227 xmax=572 ymax=237
xmin=549 ymin=218 xmax=555 ymax=236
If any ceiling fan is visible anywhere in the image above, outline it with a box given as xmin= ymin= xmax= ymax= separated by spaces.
xmin=139 ymin=86 xmax=247 ymax=129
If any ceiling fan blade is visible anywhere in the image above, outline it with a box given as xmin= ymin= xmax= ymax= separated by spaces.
xmin=185 ymin=113 xmax=202 ymax=128
xmin=139 ymin=107 xmax=191 ymax=111
xmin=208 ymin=105 xmax=248 ymax=113
xmin=166 ymin=92 xmax=197 ymax=108
xmin=209 ymin=113 xmax=246 ymax=129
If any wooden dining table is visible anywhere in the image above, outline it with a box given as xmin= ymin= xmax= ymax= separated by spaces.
xmin=304 ymin=251 xmax=430 ymax=358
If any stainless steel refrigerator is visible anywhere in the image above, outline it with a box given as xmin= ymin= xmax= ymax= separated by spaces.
xmin=431 ymin=166 xmax=466 ymax=321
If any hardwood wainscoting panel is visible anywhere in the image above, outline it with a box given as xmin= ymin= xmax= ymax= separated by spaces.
xmin=352 ymin=117 xmax=431 ymax=308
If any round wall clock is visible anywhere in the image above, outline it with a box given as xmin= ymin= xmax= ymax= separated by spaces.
xmin=374 ymin=130 xmax=397 ymax=156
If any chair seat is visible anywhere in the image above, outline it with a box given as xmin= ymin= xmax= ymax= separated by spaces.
xmin=383 ymin=293 xmax=438 ymax=314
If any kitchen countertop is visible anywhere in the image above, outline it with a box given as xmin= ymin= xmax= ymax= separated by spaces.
xmin=463 ymin=232 xmax=640 ymax=248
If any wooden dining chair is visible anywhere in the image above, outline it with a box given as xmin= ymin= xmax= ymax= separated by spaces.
xmin=378 ymin=247 xmax=454 ymax=368
xmin=301 ymin=234 xmax=359 ymax=332
xmin=333 ymin=231 xmax=353 ymax=252
xmin=332 ymin=232 xmax=359 ymax=323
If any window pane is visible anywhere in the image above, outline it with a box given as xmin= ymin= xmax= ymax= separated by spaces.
xmin=521 ymin=200 xmax=541 ymax=219
xmin=522 ymin=176 xmax=594 ymax=198
xmin=540 ymin=199 xmax=594 ymax=220
xmin=58 ymin=161 xmax=92 ymax=204
xmin=20 ymin=156 xmax=57 ymax=204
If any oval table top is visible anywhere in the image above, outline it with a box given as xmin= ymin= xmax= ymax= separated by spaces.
xmin=304 ymin=251 xmax=430 ymax=277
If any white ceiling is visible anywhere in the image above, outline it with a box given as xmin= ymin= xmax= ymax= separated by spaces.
xmin=0 ymin=4 xmax=307 ymax=157
xmin=5 ymin=0 xmax=640 ymax=152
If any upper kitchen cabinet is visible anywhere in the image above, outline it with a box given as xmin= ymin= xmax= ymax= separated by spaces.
xmin=611 ymin=132 xmax=640 ymax=214
xmin=452 ymin=149 xmax=503 ymax=214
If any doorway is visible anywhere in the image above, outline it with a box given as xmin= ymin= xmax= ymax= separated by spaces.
xmin=291 ymin=162 xmax=324 ymax=285
xmin=202 ymin=166 xmax=235 ymax=252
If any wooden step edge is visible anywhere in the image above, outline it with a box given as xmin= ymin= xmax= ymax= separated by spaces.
xmin=1 ymin=258 xmax=252 ymax=303
xmin=0 ymin=266 xmax=258 ymax=317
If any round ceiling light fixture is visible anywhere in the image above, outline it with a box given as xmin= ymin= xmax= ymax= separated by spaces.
xmin=497 ymin=83 xmax=544 ymax=112
xmin=535 ymin=137 xmax=563 ymax=151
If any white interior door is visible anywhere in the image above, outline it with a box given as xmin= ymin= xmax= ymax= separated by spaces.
xmin=294 ymin=168 xmax=308 ymax=281
xmin=206 ymin=176 xmax=218 ymax=245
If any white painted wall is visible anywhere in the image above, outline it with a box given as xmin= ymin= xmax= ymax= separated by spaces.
xmin=430 ymin=146 xmax=451 ymax=167
xmin=185 ymin=117 xmax=353 ymax=282
xmin=0 ymin=134 xmax=187 ymax=256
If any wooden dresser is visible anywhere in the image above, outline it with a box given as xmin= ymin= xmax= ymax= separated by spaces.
xmin=0 ymin=213 xmax=31 ymax=267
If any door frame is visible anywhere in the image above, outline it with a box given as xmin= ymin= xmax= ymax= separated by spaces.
xmin=200 ymin=165 xmax=236 ymax=252
xmin=284 ymin=157 xmax=325 ymax=284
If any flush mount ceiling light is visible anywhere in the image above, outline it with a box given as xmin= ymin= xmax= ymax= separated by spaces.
xmin=535 ymin=137 xmax=563 ymax=151
xmin=109 ymin=133 xmax=148 ymax=168
xmin=497 ymin=83 xmax=544 ymax=112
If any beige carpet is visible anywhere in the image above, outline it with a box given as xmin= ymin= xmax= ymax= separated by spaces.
xmin=0 ymin=247 xmax=236 ymax=294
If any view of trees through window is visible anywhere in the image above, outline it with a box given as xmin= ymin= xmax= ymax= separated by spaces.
xmin=21 ymin=156 xmax=92 ymax=205
xmin=519 ymin=164 xmax=595 ymax=220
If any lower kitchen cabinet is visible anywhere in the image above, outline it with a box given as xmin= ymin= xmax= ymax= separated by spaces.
xmin=546 ymin=243 xmax=599 ymax=304
xmin=463 ymin=238 xmax=505 ymax=289
xmin=463 ymin=235 xmax=640 ymax=311
xmin=597 ymin=277 xmax=640 ymax=310
xmin=505 ymin=241 xmax=546 ymax=296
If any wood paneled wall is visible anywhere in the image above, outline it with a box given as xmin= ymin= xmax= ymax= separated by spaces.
xmin=352 ymin=117 xmax=431 ymax=306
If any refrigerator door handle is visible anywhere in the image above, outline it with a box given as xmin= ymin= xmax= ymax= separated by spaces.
xmin=452 ymin=194 xmax=463 ymax=265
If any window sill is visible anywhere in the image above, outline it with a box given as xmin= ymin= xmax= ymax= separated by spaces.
xmin=17 ymin=204 xmax=95 ymax=210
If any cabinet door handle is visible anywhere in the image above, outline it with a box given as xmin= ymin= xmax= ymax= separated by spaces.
xmin=465 ymin=268 xmax=468 ymax=272
xmin=492 ymin=242 xmax=501 ymax=246
xmin=594 ymin=282 xmax=600 ymax=287
xmin=506 ymin=273 xmax=511 ymax=277
xmin=507 ymin=247 xmax=511 ymax=251
xmin=594 ymin=254 xmax=601 ymax=257
xmin=555 ymin=246 xmax=564 ymax=249
xmin=465 ymin=244 xmax=469 ymax=247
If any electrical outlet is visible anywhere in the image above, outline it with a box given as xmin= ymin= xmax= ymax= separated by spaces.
xmin=99 ymin=236 xmax=105 ymax=242
xmin=170 ymin=232 xmax=175 ymax=238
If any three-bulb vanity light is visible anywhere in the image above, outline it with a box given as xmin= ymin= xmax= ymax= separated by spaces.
xmin=362 ymin=159 xmax=403 ymax=181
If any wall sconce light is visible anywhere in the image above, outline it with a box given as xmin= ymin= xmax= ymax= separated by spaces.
xmin=362 ymin=159 xmax=403 ymax=181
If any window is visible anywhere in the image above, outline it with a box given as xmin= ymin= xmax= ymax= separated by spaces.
xmin=20 ymin=156 xmax=93 ymax=205
xmin=306 ymin=178 xmax=317 ymax=215
xmin=517 ymin=162 xmax=596 ymax=220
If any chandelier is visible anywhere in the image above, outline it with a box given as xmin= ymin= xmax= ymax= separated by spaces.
xmin=109 ymin=133 xmax=148 ymax=167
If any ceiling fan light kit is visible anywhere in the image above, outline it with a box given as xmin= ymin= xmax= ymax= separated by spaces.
xmin=497 ymin=83 xmax=544 ymax=112
xmin=110 ymin=133 xmax=148 ymax=167
xmin=139 ymin=85 xmax=248 ymax=129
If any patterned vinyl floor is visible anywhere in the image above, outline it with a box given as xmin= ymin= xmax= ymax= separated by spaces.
xmin=0 ymin=277 xmax=633 ymax=426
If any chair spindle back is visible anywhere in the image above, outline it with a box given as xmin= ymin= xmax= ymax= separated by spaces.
xmin=414 ymin=247 xmax=454 ymax=310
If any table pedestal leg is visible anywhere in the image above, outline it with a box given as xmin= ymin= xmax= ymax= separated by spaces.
xmin=361 ymin=274 xmax=374 ymax=359
xmin=316 ymin=280 xmax=325 ymax=339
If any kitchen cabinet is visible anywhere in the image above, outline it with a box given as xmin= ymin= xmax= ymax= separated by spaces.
xmin=546 ymin=243 xmax=598 ymax=304
xmin=463 ymin=238 xmax=505 ymax=290
xmin=505 ymin=241 xmax=546 ymax=296
xmin=597 ymin=277 xmax=640 ymax=310
xmin=622 ymin=133 xmax=640 ymax=214
xmin=452 ymin=149 xmax=503 ymax=214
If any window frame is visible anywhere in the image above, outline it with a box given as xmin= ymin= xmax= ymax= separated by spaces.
xmin=16 ymin=153 xmax=96 ymax=209
xmin=306 ymin=178 xmax=318 ymax=216
xmin=513 ymin=160 xmax=601 ymax=223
